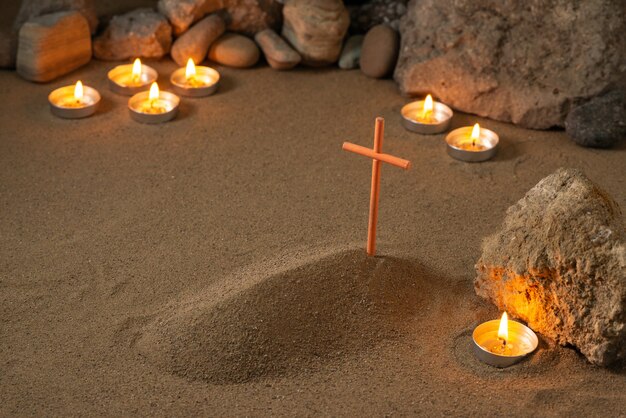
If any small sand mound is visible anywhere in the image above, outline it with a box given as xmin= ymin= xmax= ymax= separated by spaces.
xmin=137 ymin=248 xmax=427 ymax=384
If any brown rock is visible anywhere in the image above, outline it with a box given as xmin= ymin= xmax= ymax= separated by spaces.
xmin=4 ymin=0 xmax=97 ymax=69
xmin=93 ymin=8 xmax=172 ymax=61
xmin=360 ymin=25 xmax=398 ymax=78
xmin=171 ymin=14 xmax=225 ymax=66
xmin=394 ymin=0 xmax=626 ymax=129
xmin=475 ymin=168 xmax=626 ymax=367
xmin=254 ymin=29 xmax=300 ymax=70
xmin=157 ymin=0 xmax=223 ymax=36
xmin=282 ymin=0 xmax=349 ymax=66
xmin=208 ymin=33 xmax=260 ymax=68
xmin=16 ymin=11 xmax=91 ymax=82
xmin=222 ymin=0 xmax=283 ymax=36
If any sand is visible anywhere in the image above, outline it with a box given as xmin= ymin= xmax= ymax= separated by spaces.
xmin=1 ymin=61 xmax=625 ymax=416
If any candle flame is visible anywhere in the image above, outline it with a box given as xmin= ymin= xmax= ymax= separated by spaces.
xmin=132 ymin=58 xmax=142 ymax=80
xmin=186 ymin=58 xmax=196 ymax=80
xmin=471 ymin=123 xmax=480 ymax=141
xmin=498 ymin=311 xmax=509 ymax=343
xmin=74 ymin=80 xmax=83 ymax=100
xmin=149 ymin=82 xmax=159 ymax=101
xmin=421 ymin=94 xmax=433 ymax=120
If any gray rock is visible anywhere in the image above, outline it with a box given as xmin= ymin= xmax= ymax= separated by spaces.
xmin=395 ymin=0 xmax=626 ymax=129
xmin=360 ymin=25 xmax=398 ymax=78
xmin=157 ymin=0 xmax=222 ymax=36
xmin=282 ymin=0 xmax=349 ymax=66
xmin=475 ymin=168 xmax=626 ymax=367
xmin=93 ymin=8 xmax=172 ymax=61
xmin=338 ymin=35 xmax=363 ymax=70
xmin=208 ymin=33 xmax=260 ymax=68
xmin=255 ymin=29 xmax=300 ymax=70
xmin=17 ymin=11 xmax=92 ymax=82
xmin=171 ymin=14 xmax=225 ymax=66
xmin=222 ymin=0 xmax=283 ymax=36
xmin=350 ymin=0 xmax=407 ymax=33
xmin=565 ymin=89 xmax=626 ymax=148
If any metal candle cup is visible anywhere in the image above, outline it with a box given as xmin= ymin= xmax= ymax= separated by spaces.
xmin=48 ymin=83 xmax=100 ymax=119
xmin=401 ymin=99 xmax=453 ymax=134
xmin=170 ymin=65 xmax=219 ymax=97
xmin=107 ymin=62 xmax=158 ymax=96
xmin=128 ymin=87 xmax=179 ymax=124
xmin=445 ymin=125 xmax=499 ymax=162
xmin=472 ymin=319 xmax=538 ymax=368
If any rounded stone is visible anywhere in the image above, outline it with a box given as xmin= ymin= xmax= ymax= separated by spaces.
xmin=208 ymin=33 xmax=260 ymax=68
xmin=565 ymin=89 xmax=626 ymax=148
xmin=360 ymin=24 xmax=399 ymax=78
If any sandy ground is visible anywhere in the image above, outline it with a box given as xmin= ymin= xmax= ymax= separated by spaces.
xmin=1 ymin=61 xmax=625 ymax=416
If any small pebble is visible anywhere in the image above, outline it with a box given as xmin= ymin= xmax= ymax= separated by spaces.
xmin=565 ymin=89 xmax=626 ymax=148
xmin=360 ymin=24 xmax=399 ymax=78
xmin=338 ymin=35 xmax=364 ymax=70
xmin=208 ymin=33 xmax=260 ymax=68
xmin=254 ymin=29 xmax=301 ymax=70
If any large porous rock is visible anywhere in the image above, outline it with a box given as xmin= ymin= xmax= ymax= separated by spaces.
xmin=171 ymin=14 xmax=225 ymax=66
xmin=17 ymin=11 xmax=91 ymax=82
xmin=475 ymin=168 xmax=626 ymax=367
xmin=565 ymin=89 xmax=626 ymax=149
xmin=255 ymin=28 xmax=300 ymax=70
xmin=157 ymin=0 xmax=223 ymax=36
xmin=351 ymin=0 xmax=407 ymax=33
xmin=93 ymin=8 xmax=172 ymax=61
xmin=222 ymin=0 xmax=283 ymax=36
xmin=395 ymin=0 xmax=626 ymax=129
xmin=282 ymin=0 xmax=349 ymax=66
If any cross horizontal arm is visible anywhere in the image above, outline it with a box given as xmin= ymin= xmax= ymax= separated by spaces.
xmin=342 ymin=142 xmax=411 ymax=170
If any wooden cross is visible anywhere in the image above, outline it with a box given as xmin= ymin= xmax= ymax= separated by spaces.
xmin=342 ymin=117 xmax=411 ymax=256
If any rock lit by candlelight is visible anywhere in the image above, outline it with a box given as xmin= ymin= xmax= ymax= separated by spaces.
xmin=475 ymin=168 xmax=626 ymax=367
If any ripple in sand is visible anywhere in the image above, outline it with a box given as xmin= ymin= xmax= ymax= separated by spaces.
xmin=136 ymin=248 xmax=429 ymax=384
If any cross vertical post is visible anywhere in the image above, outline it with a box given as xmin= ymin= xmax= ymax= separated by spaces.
xmin=342 ymin=117 xmax=411 ymax=256
xmin=368 ymin=118 xmax=384 ymax=256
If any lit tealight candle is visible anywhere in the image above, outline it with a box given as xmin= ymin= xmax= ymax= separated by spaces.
xmin=445 ymin=123 xmax=499 ymax=162
xmin=472 ymin=312 xmax=538 ymax=368
xmin=108 ymin=58 xmax=158 ymax=96
xmin=48 ymin=80 xmax=101 ymax=119
xmin=170 ymin=58 xmax=220 ymax=97
xmin=128 ymin=82 xmax=180 ymax=124
xmin=401 ymin=94 xmax=453 ymax=134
